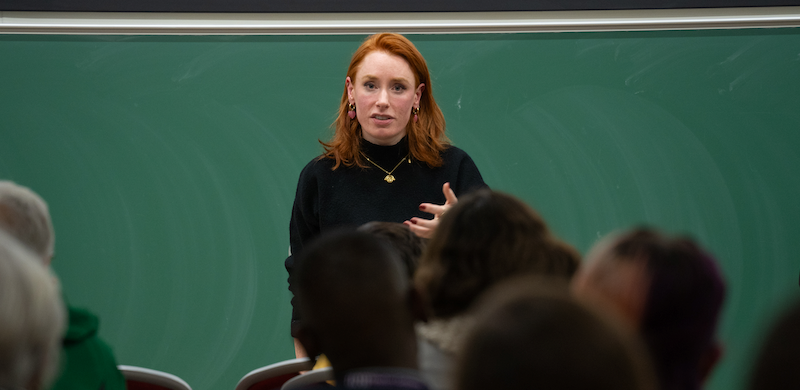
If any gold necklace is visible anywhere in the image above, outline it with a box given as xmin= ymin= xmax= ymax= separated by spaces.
xmin=362 ymin=152 xmax=411 ymax=183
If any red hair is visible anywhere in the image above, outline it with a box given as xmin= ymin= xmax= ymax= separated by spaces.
xmin=321 ymin=33 xmax=450 ymax=169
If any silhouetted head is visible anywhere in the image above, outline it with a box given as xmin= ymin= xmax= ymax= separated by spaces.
xmin=749 ymin=298 xmax=800 ymax=390
xmin=455 ymin=276 xmax=656 ymax=390
xmin=573 ymin=228 xmax=726 ymax=390
xmin=294 ymin=229 xmax=424 ymax=378
xmin=415 ymin=189 xmax=580 ymax=319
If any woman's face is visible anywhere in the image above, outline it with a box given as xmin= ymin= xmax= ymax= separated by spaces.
xmin=346 ymin=51 xmax=425 ymax=146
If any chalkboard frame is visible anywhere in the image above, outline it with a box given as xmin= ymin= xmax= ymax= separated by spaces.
xmin=2 ymin=0 xmax=800 ymax=13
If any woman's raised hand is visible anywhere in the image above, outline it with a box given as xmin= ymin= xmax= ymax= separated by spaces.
xmin=404 ymin=182 xmax=458 ymax=238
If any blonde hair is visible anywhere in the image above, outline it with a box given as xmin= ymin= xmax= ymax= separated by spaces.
xmin=0 ymin=230 xmax=65 ymax=390
xmin=0 ymin=181 xmax=55 ymax=262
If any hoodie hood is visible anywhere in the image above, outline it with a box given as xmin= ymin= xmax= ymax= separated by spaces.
xmin=64 ymin=306 xmax=99 ymax=345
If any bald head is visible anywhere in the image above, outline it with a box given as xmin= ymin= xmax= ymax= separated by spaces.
xmin=0 ymin=181 xmax=54 ymax=264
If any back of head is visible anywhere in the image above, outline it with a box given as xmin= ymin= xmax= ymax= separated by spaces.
xmin=358 ymin=221 xmax=425 ymax=279
xmin=455 ymin=276 xmax=656 ymax=390
xmin=749 ymin=298 xmax=800 ymax=390
xmin=0 ymin=181 xmax=54 ymax=262
xmin=0 ymin=230 xmax=66 ymax=390
xmin=415 ymin=189 xmax=580 ymax=318
xmin=574 ymin=228 xmax=726 ymax=390
xmin=293 ymin=229 xmax=417 ymax=371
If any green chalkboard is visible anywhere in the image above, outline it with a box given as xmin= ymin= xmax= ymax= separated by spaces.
xmin=1 ymin=30 xmax=799 ymax=390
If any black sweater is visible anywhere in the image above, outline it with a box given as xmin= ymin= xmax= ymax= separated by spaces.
xmin=285 ymin=137 xmax=486 ymax=334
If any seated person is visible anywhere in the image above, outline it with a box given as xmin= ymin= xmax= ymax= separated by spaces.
xmin=0 ymin=230 xmax=66 ymax=390
xmin=0 ymin=180 xmax=126 ymax=390
xmin=749 ymin=298 xmax=800 ymax=390
xmin=293 ymin=229 xmax=428 ymax=389
xmin=311 ymin=222 xmax=427 ymax=372
xmin=413 ymin=189 xmax=580 ymax=390
xmin=454 ymin=276 xmax=656 ymax=390
xmin=572 ymin=228 xmax=726 ymax=390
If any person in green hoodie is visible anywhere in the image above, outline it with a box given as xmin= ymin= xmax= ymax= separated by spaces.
xmin=0 ymin=180 xmax=127 ymax=390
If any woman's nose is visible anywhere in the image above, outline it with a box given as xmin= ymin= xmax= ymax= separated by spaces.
xmin=376 ymin=89 xmax=390 ymax=107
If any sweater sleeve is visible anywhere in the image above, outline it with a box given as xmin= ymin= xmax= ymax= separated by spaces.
xmin=286 ymin=161 xmax=320 ymax=292
xmin=452 ymin=149 xmax=488 ymax=196
xmin=285 ymin=160 xmax=322 ymax=337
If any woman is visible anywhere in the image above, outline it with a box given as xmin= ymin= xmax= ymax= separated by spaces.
xmin=414 ymin=189 xmax=580 ymax=390
xmin=287 ymin=33 xmax=486 ymax=339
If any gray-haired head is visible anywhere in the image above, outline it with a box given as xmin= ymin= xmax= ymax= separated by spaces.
xmin=0 ymin=230 xmax=66 ymax=390
xmin=0 ymin=181 xmax=55 ymax=264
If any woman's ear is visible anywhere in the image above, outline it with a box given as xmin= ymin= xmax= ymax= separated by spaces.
xmin=346 ymin=77 xmax=355 ymax=103
xmin=415 ymin=83 xmax=426 ymax=106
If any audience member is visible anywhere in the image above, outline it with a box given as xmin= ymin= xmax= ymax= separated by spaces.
xmin=749 ymin=298 xmax=800 ymax=390
xmin=572 ymin=228 xmax=726 ymax=390
xmin=455 ymin=276 xmax=657 ymax=390
xmin=293 ymin=229 xmax=428 ymax=389
xmin=413 ymin=189 xmax=580 ymax=390
xmin=0 ymin=229 xmax=66 ymax=390
xmin=0 ymin=180 xmax=126 ymax=390
xmin=359 ymin=221 xmax=426 ymax=279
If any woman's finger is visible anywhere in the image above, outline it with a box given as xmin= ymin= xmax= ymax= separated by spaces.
xmin=443 ymin=182 xmax=458 ymax=206
xmin=404 ymin=220 xmax=433 ymax=238
xmin=418 ymin=203 xmax=446 ymax=217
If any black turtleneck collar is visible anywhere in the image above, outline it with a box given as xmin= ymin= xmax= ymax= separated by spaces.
xmin=360 ymin=136 xmax=410 ymax=167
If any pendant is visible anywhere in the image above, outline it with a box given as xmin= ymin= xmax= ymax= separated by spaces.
xmin=384 ymin=174 xmax=396 ymax=183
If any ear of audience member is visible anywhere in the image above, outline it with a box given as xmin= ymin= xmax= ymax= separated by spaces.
xmin=573 ymin=228 xmax=726 ymax=390
xmin=358 ymin=221 xmax=426 ymax=279
xmin=293 ymin=229 xmax=428 ymax=388
xmin=0 ymin=180 xmax=127 ymax=390
xmin=749 ymin=298 xmax=800 ymax=390
xmin=455 ymin=275 xmax=656 ymax=390
xmin=0 ymin=230 xmax=66 ymax=390
xmin=412 ymin=189 xmax=580 ymax=390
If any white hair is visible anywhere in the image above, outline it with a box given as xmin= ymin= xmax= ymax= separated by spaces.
xmin=0 ymin=181 xmax=55 ymax=262
xmin=0 ymin=230 xmax=65 ymax=390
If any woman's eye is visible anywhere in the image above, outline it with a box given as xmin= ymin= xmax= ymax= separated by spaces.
xmin=364 ymin=82 xmax=376 ymax=89
xmin=392 ymin=84 xmax=407 ymax=92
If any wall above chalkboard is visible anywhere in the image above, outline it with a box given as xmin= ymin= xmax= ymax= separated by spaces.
xmin=2 ymin=0 xmax=800 ymax=13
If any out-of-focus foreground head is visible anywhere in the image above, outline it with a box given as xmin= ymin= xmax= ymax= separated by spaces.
xmin=455 ymin=276 xmax=656 ymax=390
xmin=0 ymin=230 xmax=66 ymax=390
xmin=293 ymin=229 xmax=422 ymax=377
xmin=749 ymin=298 xmax=800 ymax=390
xmin=415 ymin=188 xmax=580 ymax=319
xmin=358 ymin=221 xmax=425 ymax=279
xmin=0 ymin=181 xmax=54 ymax=264
xmin=572 ymin=227 xmax=726 ymax=390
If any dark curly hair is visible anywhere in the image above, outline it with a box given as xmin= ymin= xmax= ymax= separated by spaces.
xmin=414 ymin=189 xmax=580 ymax=318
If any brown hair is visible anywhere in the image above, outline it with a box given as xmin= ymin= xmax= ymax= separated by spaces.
xmin=321 ymin=33 xmax=449 ymax=169
xmin=455 ymin=276 xmax=656 ymax=390
xmin=358 ymin=221 xmax=426 ymax=279
xmin=414 ymin=189 xmax=580 ymax=318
